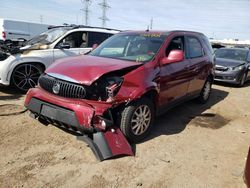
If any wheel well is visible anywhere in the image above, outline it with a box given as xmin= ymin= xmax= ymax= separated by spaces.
xmin=141 ymin=90 xmax=158 ymax=106
xmin=208 ymin=74 xmax=214 ymax=82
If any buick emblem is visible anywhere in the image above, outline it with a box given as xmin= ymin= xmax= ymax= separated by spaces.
xmin=52 ymin=83 xmax=60 ymax=94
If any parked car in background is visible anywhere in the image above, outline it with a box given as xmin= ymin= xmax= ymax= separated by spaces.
xmin=244 ymin=147 xmax=250 ymax=188
xmin=0 ymin=18 xmax=50 ymax=45
xmin=25 ymin=30 xmax=214 ymax=152
xmin=214 ymin=48 xmax=250 ymax=86
xmin=0 ymin=25 xmax=119 ymax=91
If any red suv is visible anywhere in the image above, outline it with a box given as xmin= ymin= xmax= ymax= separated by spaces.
xmin=25 ymin=30 xmax=214 ymax=159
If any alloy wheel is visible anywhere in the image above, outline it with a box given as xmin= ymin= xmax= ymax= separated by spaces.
xmin=12 ymin=64 xmax=42 ymax=91
xmin=131 ymin=105 xmax=152 ymax=135
xmin=203 ymin=81 xmax=211 ymax=101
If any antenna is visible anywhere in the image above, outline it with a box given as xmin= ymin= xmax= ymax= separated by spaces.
xmin=99 ymin=0 xmax=110 ymax=27
xmin=81 ymin=0 xmax=92 ymax=26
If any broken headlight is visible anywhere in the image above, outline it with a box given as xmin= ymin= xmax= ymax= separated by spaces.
xmin=90 ymin=76 xmax=123 ymax=101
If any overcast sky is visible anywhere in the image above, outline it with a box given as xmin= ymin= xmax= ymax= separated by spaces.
xmin=1 ymin=0 xmax=250 ymax=40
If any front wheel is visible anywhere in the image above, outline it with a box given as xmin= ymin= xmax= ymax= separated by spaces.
xmin=120 ymin=98 xmax=155 ymax=143
xmin=11 ymin=64 xmax=43 ymax=92
xmin=238 ymin=72 xmax=247 ymax=87
xmin=197 ymin=78 xmax=212 ymax=104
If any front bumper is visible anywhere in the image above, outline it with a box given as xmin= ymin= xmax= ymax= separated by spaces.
xmin=25 ymin=87 xmax=114 ymax=133
xmin=214 ymin=70 xmax=242 ymax=84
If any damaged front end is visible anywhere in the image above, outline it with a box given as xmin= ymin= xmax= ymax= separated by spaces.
xmin=24 ymin=71 xmax=136 ymax=160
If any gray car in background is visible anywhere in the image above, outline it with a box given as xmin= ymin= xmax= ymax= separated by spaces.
xmin=214 ymin=48 xmax=250 ymax=86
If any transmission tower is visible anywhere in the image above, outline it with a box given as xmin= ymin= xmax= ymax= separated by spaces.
xmin=99 ymin=0 xmax=110 ymax=27
xmin=81 ymin=0 xmax=92 ymax=26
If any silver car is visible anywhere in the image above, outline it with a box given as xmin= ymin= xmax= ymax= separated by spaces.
xmin=214 ymin=48 xmax=250 ymax=86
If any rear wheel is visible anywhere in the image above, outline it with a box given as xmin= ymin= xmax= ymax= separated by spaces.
xmin=11 ymin=64 xmax=43 ymax=92
xmin=120 ymin=98 xmax=155 ymax=143
xmin=197 ymin=78 xmax=212 ymax=104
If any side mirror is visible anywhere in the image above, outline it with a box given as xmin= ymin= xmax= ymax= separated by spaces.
xmin=161 ymin=50 xmax=184 ymax=65
xmin=57 ymin=42 xmax=70 ymax=49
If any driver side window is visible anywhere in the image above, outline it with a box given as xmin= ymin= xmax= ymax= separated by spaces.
xmin=165 ymin=36 xmax=185 ymax=57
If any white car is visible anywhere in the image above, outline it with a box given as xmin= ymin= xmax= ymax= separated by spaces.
xmin=0 ymin=26 xmax=119 ymax=91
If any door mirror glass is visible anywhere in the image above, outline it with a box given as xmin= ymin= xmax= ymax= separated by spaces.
xmin=58 ymin=42 xmax=70 ymax=49
xmin=161 ymin=50 xmax=184 ymax=65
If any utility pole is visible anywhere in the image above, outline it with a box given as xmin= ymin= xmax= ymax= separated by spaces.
xmin=81 ymin=0 xmax=92 ymax=26
xmin=99 ymin=0 xmax=110 ymax=27
xmin=150 ymin=17 xmax=153 ymax=30
xmin=40 ymin=15 xmax=43 ymax=24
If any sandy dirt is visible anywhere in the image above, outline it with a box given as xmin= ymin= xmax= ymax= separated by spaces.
xmin=0 ymin=83 xmax=249 ymax=188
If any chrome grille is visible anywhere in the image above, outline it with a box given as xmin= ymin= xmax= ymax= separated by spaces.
xmin=39 ymin=74 xmax=86 ymax=99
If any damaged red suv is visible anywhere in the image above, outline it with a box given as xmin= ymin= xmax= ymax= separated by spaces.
xmin=25 ymin=30 xmax=214 ymax=160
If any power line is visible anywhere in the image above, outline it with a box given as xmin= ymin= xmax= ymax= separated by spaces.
xmin=98 ymin=0 xmax=110 ymax=27
xmin=81 ymin=0 xmax=92 ymax=26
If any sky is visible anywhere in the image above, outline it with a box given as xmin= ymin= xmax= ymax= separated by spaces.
xmin=1 ymin=0 xmax=250 ymax=40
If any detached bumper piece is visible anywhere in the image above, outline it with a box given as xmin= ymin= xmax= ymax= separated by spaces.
xmin=78 ymin=127 xmax=134 ymax=161
xmin=26 ymin=97 xmax=134 ymax=161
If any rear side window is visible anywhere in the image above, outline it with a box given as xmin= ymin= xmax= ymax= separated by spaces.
xmin=187 ymin=36 xmax=204 ymax=58
xmin=88 ymin=32 xmax=112 ymax=47
xmin=201 ymin=35 xmax=214 ymax=55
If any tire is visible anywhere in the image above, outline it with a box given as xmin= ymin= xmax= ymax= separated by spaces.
xmin=11 ymin=63 xmax=43 ymax=92
xmin=120 ymin=97 xmax=155 ymax=143
xmin=238 ymin=72 xmax=247 ymax=87
xmin=197 ymin=78 xmax=212 ymax=104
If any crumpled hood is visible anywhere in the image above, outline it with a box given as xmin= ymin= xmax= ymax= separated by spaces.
xmin=215 ymin=58 xmax=245 ymax=68
xmin=46 ymin=55 xmax=142 ymax=85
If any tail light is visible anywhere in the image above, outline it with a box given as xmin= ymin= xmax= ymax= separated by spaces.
xmin=2 ymin=31 xmax=6 ymax=40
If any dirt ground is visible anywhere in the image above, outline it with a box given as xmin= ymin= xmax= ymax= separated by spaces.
xmin=0 ymin=83 xmax=249 ymax=188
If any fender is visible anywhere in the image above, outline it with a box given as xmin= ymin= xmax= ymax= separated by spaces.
xmin=5 ymin=52 xmax=52 ymax=82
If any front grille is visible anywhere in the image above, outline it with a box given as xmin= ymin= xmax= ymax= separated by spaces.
xmin=215 ymin=66 xmax=228 ymax=71
xmin=39 ymin=74 xmax=86 ymax=99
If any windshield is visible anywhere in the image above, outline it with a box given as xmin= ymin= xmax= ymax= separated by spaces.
xmin=26 ymin=27 xmax=70 ymax=45
xmin=89 ymin=33 xmax=166 ymax=63
xmin=215 ymin=48 xmax=248 ymax=61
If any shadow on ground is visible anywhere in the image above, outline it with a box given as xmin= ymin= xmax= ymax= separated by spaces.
xmin=144 ymin=87 xmax=229 ymax=142
xmin=0 ymin=86 xmax=24 ymax=100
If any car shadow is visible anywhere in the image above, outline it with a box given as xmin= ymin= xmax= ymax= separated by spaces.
xmin=0 ymin=86 xmax=24 ymax=100
xmin=142 ymin=87 xmax=229 ymax=143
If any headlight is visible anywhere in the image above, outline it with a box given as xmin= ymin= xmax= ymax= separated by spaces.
xmin=229 ymin=65 xmax=244 ymax=71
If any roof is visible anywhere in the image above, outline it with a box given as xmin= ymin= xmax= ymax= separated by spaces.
xmin=119 ymin=30 xmax=205 ymax=36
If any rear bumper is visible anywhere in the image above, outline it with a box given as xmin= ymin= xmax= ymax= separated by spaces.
xmin=25 ymin=87 xmax=114 ymax=133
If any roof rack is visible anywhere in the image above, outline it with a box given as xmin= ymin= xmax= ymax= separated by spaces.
xmin=48 ymin=24 xmax=121 ymax=32
xmin=72 ymin=25 xmax=121 ymax=32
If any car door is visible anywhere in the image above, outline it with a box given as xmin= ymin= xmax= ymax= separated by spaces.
xmin=53 ymin=31 xmax=84 ymax=62
xmin=159 ymin=35 xmax=191 ymax=106
xmin=185 ymin=35 xmax=207 ymax=94
xmin=79 ymin=32 xmax=113 ymax=55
